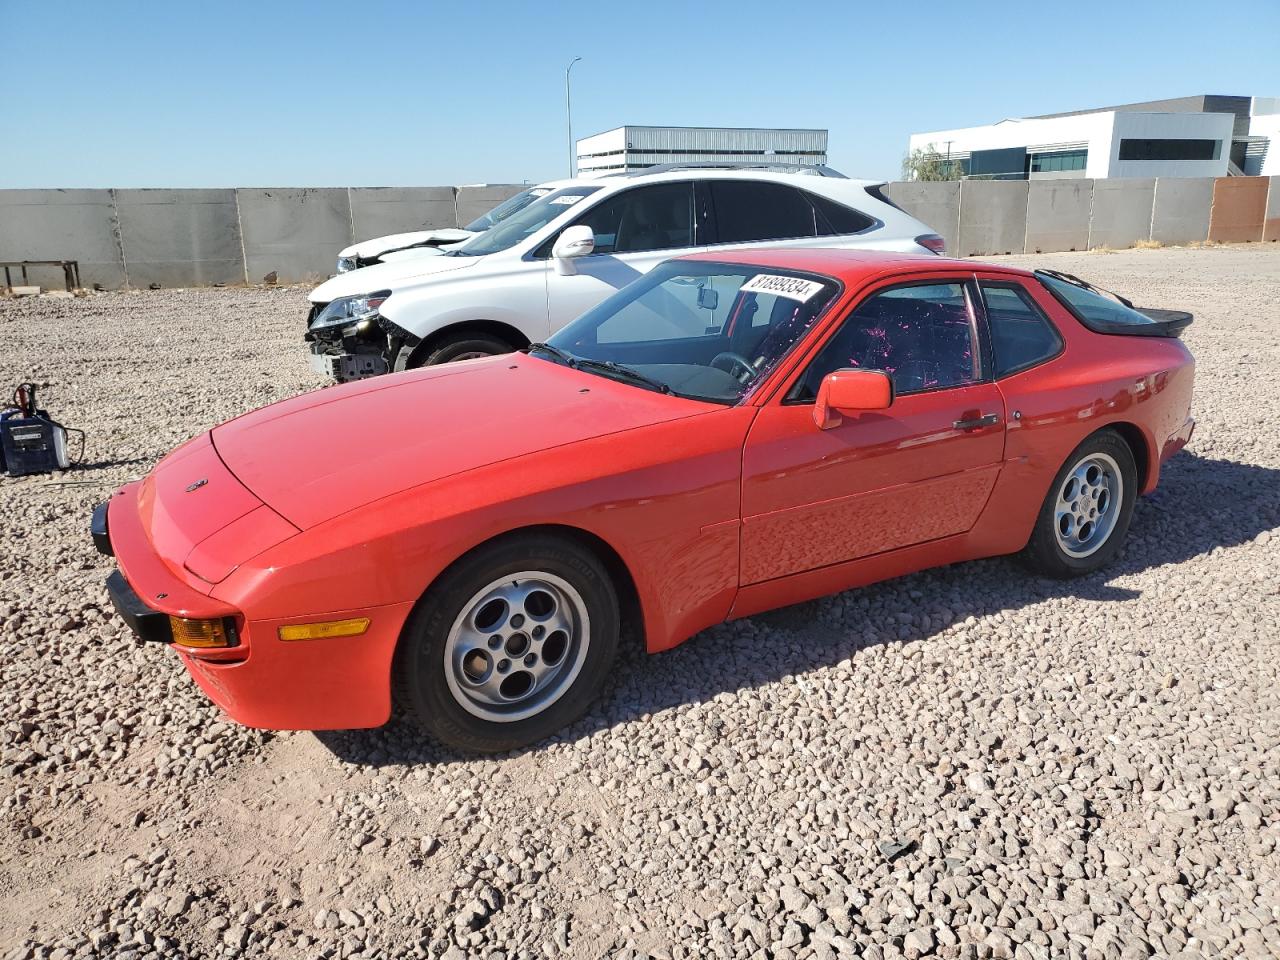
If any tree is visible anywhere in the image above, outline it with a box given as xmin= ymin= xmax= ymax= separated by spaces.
xmin=902 ymin=143 xmax=963 ymax=182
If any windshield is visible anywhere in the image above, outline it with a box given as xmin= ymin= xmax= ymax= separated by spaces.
xmin=452 ymin=186 xmax=601 ymax=256
xmin=539 ymin=260 xmax=840 ymax=404
xmin=462 ymin=186 xmax=553 ymax=232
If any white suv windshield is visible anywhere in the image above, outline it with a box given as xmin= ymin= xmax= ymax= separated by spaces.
xmin=537 ymin=260 xmax=840 ymax=404
xmin=452 ymin=186 xmax=602 ymax=256
xmin=462 ymin=186 xmax=553 ymax=232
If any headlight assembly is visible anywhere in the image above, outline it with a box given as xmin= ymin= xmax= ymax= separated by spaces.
xmin=309 ymin=291 xmax=391 ymax=331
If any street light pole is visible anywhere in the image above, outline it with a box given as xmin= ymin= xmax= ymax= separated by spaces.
xmin=566 ymin=57 xmax=582 ymax=178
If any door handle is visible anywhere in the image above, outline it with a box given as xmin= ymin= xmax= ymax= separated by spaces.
xmin=953 ymin=413 xmax=1001 ymax=430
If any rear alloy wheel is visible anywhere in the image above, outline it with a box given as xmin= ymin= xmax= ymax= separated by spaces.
xmin=394 ymin=332 xmax=515 ymax=371
xmin=396 ymin=535 xmax=619 ymax=752
xmin=1021 ymin=430 xmax=1137 ymax=578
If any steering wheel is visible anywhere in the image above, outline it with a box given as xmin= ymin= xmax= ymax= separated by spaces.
xmin=710 ymin=351 xmax=758 ymax=383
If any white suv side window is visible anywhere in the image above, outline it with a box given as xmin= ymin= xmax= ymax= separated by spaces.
xmin=570 ymin=182 xmax=696 ymax=255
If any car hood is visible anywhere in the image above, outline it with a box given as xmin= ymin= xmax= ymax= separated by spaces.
xmin=210 ymin=355 xmax=715 ymax=530
xmin=338 ymin=228 xmax=475 ymax=259
xmin=310 ymin=253 xmax=481 ymax=303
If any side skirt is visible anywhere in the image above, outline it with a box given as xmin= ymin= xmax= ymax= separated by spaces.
xmin=726 ymin=532 xmax=991 ymax=622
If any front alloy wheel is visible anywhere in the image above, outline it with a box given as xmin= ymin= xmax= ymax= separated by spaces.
xmin=444 ymin=572 xmax=590 ymax=723
xmin=396 ymin=534 xmax=619 ymax=753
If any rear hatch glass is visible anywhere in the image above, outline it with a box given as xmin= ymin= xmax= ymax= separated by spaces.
xmin=1037 ymin=270 xmax=1192 ymax=337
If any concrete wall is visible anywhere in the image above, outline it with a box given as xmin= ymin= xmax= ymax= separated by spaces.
xmin=1265 ymin=177 xmax=1280 ymax=243
xmin=237 ymin=188 xmax=353 ymax=282
xmin=0 ymin=185 xmax=526 ymax=288
xmin=115 ymin=189 xmax=244 ymax=287
xmin=1150 ymin=179 xmax=1213 ymax=246
xmin=956 ymin=181 xmax=1028 ymax=256
xmin=1208 ymin=177 xmax=1268 ymax=243
xmin=1023 ymin=179 xmax=1092 ymax=253
xmin=0 ymin=189 xmax=125 ymax=289
xmin=1 ymin=178 xmax=1275 ymax=290
xmin=1089 ymin=179 xmax=1155 ymax=249
xmin=349 ymin=187 xmax=457 ymax=240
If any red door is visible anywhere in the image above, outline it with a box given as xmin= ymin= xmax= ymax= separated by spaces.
xmin=739 ymin=277 xmax=1006 ymax=584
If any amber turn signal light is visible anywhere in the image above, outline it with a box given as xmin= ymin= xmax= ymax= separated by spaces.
xmin=169 ymin=616 xmax=234 ymax=648
xmin=277 ymin=618 xmax=371 ymax=642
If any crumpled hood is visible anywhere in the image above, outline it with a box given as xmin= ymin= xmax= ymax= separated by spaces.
xmin=338 ymin=228 xmax=475 ymax=260
xmin=210 ymin=355 xmax=713 ymax=530
xmin=310 ymin=252 xmax=480 ymax=303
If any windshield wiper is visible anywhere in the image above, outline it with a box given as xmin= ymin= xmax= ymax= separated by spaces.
xmin=527 ymin=342 xmax=578 ymax=367
xmin=572 ymin=358 xmax=671 ymax=395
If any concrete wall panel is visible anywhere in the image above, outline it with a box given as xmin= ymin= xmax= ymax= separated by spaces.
xmin=1265 ymin=177 xmax=1280 ymax=243
xmin=455 ymin=184 xmax=528 ymax=230
xmin=957 ymin=181 xmax=1028 ymax=257
xmin=1208 ymin=176 xmax=1268 ymax=243
xmin=1150 ymin=179 xmax=1212 ymax=246
xmin=237 ymin=188 xmax=353 ymax=282
xmin=1088 ymin=179 xmax=1154 ymax=249
xmin=0 ymin=189 xmax=125 ymax=289
xmin=1023 ymin=180 xmax=1092 ymax=253
xmin=885 ymin=181 xmax=959 ymax=253
xmin=116 ymin=189 xmax=244 ymax=287
xmin=349 ymin=187 xmax=457 ymax=240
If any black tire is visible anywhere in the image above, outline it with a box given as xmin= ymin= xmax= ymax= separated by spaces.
xmin=1021 ymin=429 xmax=1138 ymax=578
xmin=394 ymin=332 xmax=515 ymax=371
xmin=395 ymin=534 xmax=619 ymax=753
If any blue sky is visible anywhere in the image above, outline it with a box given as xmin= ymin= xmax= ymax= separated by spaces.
xmin=3 ymin=0 xmax=1277 ymax=188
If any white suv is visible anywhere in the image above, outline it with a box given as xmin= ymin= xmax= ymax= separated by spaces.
xmin=305 ymin=165 xmax=944 ymax=381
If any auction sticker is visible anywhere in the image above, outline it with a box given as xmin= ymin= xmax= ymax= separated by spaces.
xmin=550 ymin=195 xmax=586 ymax=205
xmin=740 ymin=274 xmax=826 ymax=302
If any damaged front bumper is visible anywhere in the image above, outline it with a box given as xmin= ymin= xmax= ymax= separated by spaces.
xmin=304 ymin=306 xmax=421 ymax=383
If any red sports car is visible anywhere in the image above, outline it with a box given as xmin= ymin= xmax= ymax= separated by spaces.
xmin=93 ymin=250 xmax=1195 ymax=752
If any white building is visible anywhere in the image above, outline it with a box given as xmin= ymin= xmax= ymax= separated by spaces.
xmin=575 ymin=126 xmax=828 ymax=178
xmin=908 ymin=95 xmax=1278 ymax=180
xmin=1248 ymin=97 xmax=1280 ymax=176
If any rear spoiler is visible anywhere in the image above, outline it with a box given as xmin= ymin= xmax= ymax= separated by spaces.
xmin=1035 ymin=270 xmax=1192 ymax=338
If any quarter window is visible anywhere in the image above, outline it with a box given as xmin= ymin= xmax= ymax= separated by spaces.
xmin=809 ymin=192 xmax=876 ymax=235
xmin=571 ymin=182 xmax=696 ymax=255
xmin=980 ymin=283 xmax=1063 ymax=377
xmin=709 ymin=181 xmax=817 ymax=243
xmin=795 ymin=282 xmax=980 ymax=400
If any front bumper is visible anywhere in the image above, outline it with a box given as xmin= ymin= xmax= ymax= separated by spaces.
xmin=105 ymin=570 xmax=175 ymax=644
xmin=91 ymin=491 xmax=411 ymax=730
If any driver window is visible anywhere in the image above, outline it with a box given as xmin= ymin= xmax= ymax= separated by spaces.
xmin=795 ymin=282 xmax=980 ymax=401
xmin=572 ymin=182 xmax=695 ymax=255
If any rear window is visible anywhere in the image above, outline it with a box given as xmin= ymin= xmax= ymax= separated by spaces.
xmin=1037 ymin=272 xmax=1160 ymax=332
xmin=709 ymin=181 xmax=818 ymax=243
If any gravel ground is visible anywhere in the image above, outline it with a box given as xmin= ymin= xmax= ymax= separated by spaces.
xmin=1 ymin=244 xmax=1278 ymax=960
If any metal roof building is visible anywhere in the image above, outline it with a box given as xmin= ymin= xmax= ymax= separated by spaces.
xmin=575 ymin=126 xmax=828 ymax=178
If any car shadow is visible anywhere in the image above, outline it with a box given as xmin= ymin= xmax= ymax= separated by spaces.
xmin=314 ymin=451 xmax=1279 ymax=769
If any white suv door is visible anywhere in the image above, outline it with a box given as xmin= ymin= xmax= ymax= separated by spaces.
xmin=543 ymin=181 xmax=702 ymax=333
